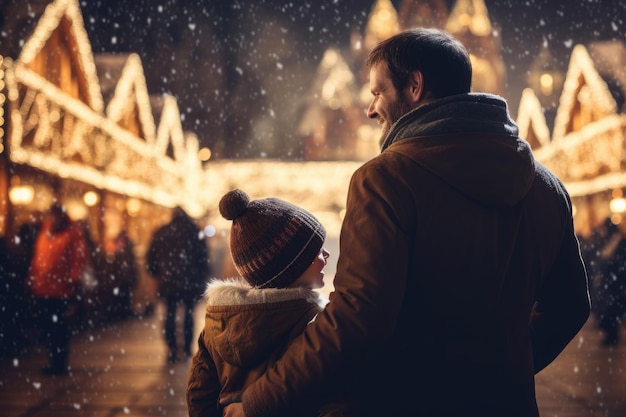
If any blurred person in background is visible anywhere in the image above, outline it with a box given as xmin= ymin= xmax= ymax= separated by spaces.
xmin=581 ymin=217 xmax=626 ymax=346
xmin=98 ymin=229 xmax=139 ymax=322
xmin=146 ymin=207 xmax=211 ymax=364
xmin=26 ymin=203 xmax=91 ymax=376
xmin=0 ymin=210 xmax=42 ymax=357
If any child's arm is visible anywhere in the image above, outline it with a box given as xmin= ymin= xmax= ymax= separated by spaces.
xmin=187 ymin=330 xmax=221 ymax=417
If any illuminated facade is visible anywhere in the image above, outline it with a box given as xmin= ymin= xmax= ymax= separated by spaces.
xmin=1 ymin=0 xmax=625 ymax=276
xmin=0 ymin=0 xmax=209 ymax=230
xmin=517 ymin=42 xmax=626 ymax=236
xmin=0 ymin=0 xmax=210 ymax=311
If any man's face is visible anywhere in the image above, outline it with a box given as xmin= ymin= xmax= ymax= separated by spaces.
xmin=367 ymin=62 xmax=414 ymax=145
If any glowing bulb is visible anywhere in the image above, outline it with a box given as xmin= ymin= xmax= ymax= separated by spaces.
xmin=609 ymin=197 xmax=626 ymax=214
xmin=83 ymin=190 xmax=99 ymax=206
xmin=9 ymin=185 xmax=34 ymax=205
xmin=540 ymin=73 xmax=554 ymax=96
xmin=126 ymin=198 xmax=142 ymax=216
xmin=198 ymin=147 xmax=211 ymax=162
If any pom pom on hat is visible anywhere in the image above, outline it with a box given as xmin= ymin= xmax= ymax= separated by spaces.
xmin=219 ymin=189 xmax=250 ymax=220
xmin=219 ymin=189 xmax=326 ymax=289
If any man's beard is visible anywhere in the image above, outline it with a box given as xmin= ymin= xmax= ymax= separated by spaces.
xmin=378 ymin=96 xmax=414 ymax=147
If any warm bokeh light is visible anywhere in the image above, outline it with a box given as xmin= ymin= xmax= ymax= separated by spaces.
xmin=83 ymin=190 xmax=99 ymax=207
xmin=540 ymin=73 xmax=554 ymax=96
xmin=8 ymin=185 xmax=34 ymax=205
xmin=126 ymin=198 xmax=142 ymax=216
xmin=609 ymin=197 xmax=626 ymax=214
xmin=198 ymin=147 xmax=211 ymax=162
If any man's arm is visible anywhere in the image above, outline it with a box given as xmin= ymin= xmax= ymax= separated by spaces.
xmin=531 ymin=216 xmax=591 ymax=373
xmin=237 ymin=160 xmax=411 ymax=416
xmin=187 ymin=331 xmax=222 ymax=417
xmin=222 ymin=403 xmax=244 ymax=417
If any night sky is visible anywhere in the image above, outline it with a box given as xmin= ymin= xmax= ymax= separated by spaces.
xmin=2 ymin=0 xmax=626 ymax=158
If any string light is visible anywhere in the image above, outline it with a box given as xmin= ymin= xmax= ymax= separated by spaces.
xmin=446 ymin=0 xmax=492 ymax=37
xmin=363 ymin=0 xmax=400 ymax=52
xmin=3 ymin=0 xmax=625 ymax=235
xmin=519 ymin=44 xmax=625 ymax=200
xmin=9 ymin=185 xmax=35 ymax=205
xmin=551 ymin=44 xmax=617 ymax=141
xmin=3 ymin=0 xmax=208 ymax=218
xmin=517 ymin=88 xmax=551 ymax=149
xmin=83 ymin=190 xmax=99 ymax=207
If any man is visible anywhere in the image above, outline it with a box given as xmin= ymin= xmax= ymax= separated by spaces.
xmin=147 ymin=207 xmax=210 ymax=363
xmin=223 ymin=28 xmax=590 ymax=417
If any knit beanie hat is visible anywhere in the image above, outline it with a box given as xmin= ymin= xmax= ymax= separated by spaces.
xmin=219 ymin=189 xmax=326 ymax=289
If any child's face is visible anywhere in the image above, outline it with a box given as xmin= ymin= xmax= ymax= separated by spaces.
xmin=291 ymin=248 xmax=330 ymax=289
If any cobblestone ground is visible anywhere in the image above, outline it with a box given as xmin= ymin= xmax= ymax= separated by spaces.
xmin=1 ymin=302 xmax=624 ymax=417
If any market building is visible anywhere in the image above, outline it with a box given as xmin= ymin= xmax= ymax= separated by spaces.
xmin=0 ymin=0 xmax=210 ymax=317
xmin=2 ymin=0 xmax=626 ymax=308
xmin=517 ymin=41 xmax=626 ymax=237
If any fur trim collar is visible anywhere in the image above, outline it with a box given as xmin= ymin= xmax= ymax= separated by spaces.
xmin=204 ymin=278 xmax=327 ymax=307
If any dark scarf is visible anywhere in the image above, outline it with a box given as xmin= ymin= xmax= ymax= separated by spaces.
xmin=380 ymin=93 xmax=519 ymax=151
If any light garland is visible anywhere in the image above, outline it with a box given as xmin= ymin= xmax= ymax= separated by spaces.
xmin=3 ymin=0 xmax=208 ymax=218
xmin=3 ymin=0 xmax=626 ymax=226
xmin=446 ymin=0 xmax=492 ymax=37
xmin=363 ymin=0 xmax=400 ymax=52
xmin=525 ymin=43 xmax=626 ymax=199
xmin=103 ymin=53 xmax=157 ymax=144
xmin=516 ymin=88 xmax=551 ymax=149
xmin=18 ymin=0 xmax=104 ymax=113
xmin=552 ymin=44 xmax=617 ymax=141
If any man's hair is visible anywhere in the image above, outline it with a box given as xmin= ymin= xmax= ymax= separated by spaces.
xmin=366 ymin=28 xmax=472 ymax=98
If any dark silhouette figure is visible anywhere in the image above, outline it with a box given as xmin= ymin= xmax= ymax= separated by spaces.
xmin=97 ymin=230 xmax=139 ymax=322
xmin=0 ymin=212 xmax=43 ymax=356
xmin=146 ymin=207 xmax=210 ymax=363
xmin=582 ymin=218 xmax=626 ymax=346
xmin=0 ymin=236 xmax=21 ymax=356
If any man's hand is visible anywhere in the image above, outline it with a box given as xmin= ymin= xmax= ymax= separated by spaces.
xmin=222 ymin=403 xmax=245 ymax=417
xmin=220 ymin=393 xmax=244 ymax=417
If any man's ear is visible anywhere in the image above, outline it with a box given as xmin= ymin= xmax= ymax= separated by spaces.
xmin=407 ymin=71 xmax=425 ymax=104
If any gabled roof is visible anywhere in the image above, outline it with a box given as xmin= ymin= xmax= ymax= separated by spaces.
xmin=2 ymin=0 xmax=207 ymax=216
xmin=363 ymin=0 xmax=400 ymax=53
xmin=587 ymin=40 xmax=626 ymax=113
xmin=552 ymin=44 xmax=617 ymax=141
xmin=397 ymin=0 xmax=449 ymax=30
xmin=16 ymin=0 xmax=104 ymax=113
xmin=446 ymin=0 xmax=491 ymax=36
xmin=95 ymin=53 xmax=157 ymax=143
xmin=516 ymin=88 xmax=551 ymax=150
xmin=154 ymin=95 xmax=186 ymax=163
xmin=298 ymin=47 xmax=359 ymax=136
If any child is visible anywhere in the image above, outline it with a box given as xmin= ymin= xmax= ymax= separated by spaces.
xmin=187 ymin=189 xmax=331 ymax=417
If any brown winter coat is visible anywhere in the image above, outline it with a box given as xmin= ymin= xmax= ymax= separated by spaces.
xmin=240 ymin=93 xmax=591 ymax=417
xmin=186 ymin=279 xmax=327 ymax=417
